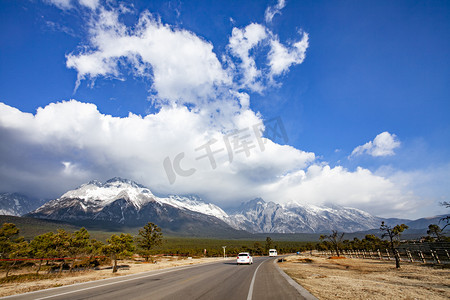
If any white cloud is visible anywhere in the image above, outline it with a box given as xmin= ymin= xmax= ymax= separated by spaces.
xmin=67 ymin=5 xmax=309 ymax=101
xmin=227 ymin=23 xmax=309 ymax=91
xmin=78 ymin=0 xmax=99 ymax=10
xmin=265 ymin=0 xmax=286 ymax=23
xmin=45 ymin=0 xmax=72 ymax=10
xmin=268 ymin=31 xmax=309 ymax=78
xmin=351 ymin=131 xmax=401 ymax=157
xmin=228 ymin=23 xmax=267 ymax=92
xmin=67 ymin=9 xmax=231 ymax=107
xmin=261 ymin=164 xmax=423 ymax=218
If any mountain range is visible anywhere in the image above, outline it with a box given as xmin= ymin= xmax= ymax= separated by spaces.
xmin=0 ymin=177 xmax=445 ymax=235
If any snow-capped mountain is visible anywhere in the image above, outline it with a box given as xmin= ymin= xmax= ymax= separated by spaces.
xmin=26 ymin=178 xmax=240 ymax=237
xmin=0 ymin=193 xmax=45 ymax=216
xmin=224 ymin=198 xmax=383 ymax=233
xmin=23 ymin=177 xmax=430 ymax=235
xmin=56 ymin=177 xmax=156 ymax=212
xmin=32 ymin=177 xmax=228 ymax=220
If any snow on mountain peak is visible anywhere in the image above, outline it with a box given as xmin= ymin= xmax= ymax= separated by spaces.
xmin=158 ymin=195 xmax=229 ymax=220
xmin=61 ymin=178 xmax=155 ymax=209
xmin=56 ymin=178 xmax=227 ymax=217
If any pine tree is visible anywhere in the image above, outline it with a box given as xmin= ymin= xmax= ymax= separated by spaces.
xmin=136 ymin=222 xmax=163 ymax=262
xmin=427 ymin=224 xmax=444 ymax=242
xmin=67 ymin=228 xmax=91 ymax=272
xmin=103 ymin=234 xmax=135 ymax=273
xmin=380 ymin=222 xmax=408 ymax=268
xmin=265 ymin=237 xmax=273 ymax=255
xmin=30 ymin=232 xmax=56 ymax=274
xmin=0 ymin=223 xmax=28 ymax=277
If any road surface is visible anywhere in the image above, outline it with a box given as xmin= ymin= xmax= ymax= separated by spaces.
xmin=2 ymin=257 xmax=316 ymax=300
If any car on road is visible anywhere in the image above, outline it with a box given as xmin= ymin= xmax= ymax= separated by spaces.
xmin=236 ymin=252 xmax=253 ymax=265
xmin=269 ymin=249 xmax=278 ymax=257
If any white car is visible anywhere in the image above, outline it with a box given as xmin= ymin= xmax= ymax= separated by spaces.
xmin=269 ymin=249 xmax=278 ymax=257
xmin=237 ymin=252 xmax=253 ymax=265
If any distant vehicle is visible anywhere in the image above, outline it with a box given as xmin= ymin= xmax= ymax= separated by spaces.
xmin=269 ymin=249 xmax=278 ymax=257
xmin=237 ymin=252 xmax=253 ymax=265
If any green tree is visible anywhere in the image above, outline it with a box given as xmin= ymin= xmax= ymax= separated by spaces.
xmin=427 ymin=224 xmax=444 ymax=242
xmin=253 ymin=242 xmax=263 ymax=256
xmin=89 ymin=239 xmax=105 ymax=256
xmin=440 ymin=201 xmax=449 ymax=230
xmin=67 ymin=228 xmax=91 ymax=272
xmin=0 ymin=223 xmax=28 ymax=277
xmin=380 ymin=222 xmax=408 ymax=268
xmin=136 ymin=222 xmax=163 ymax=262
xmin=103 ymin=234 xmax=135 ymax=273
xmin=53 ymin=229 xmax=71 ymax=274
xmin=362 ymin=234 xmax=384 ymax=251
xmin=320 ymin=230 xmax=345 ymax=257
xmin=30 ymin=232 xmax=57 ymax=274
xmin=265 ymin=237 xmax=273 ymax=255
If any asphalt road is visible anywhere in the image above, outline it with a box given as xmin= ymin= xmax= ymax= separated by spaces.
xmin=2 ymin=257 xmax=315 ymax=300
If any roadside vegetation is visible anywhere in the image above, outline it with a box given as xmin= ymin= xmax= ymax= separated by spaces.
xmin=0 ymin=221 xmax=314 ymax=280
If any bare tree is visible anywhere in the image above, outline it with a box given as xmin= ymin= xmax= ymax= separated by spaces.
xmin=320 ymin=230 xmax=345 ymax=257
xmin=380 ymin=222 xmax=408 ymax=268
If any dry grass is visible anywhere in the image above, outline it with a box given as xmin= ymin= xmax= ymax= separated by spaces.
xmin=279 ymin=254 xmax=450 ymax=300
xmin=0 ymin=257 xmax=230 ymax=297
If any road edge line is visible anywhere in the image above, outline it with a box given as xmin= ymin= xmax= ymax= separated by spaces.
xmin=273 ymin=257 xmax=318 ymax=300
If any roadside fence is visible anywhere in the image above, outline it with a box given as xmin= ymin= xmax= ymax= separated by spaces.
xmin=317 ymin=242 xmax=450 ymax=264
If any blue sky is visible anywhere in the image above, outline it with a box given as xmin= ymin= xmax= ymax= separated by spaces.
xmin=0 ymin=0 xmax=449 ymax=219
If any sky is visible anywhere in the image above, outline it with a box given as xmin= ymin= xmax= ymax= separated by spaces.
xmin=0 ymin=0 xmax=449 ymax=219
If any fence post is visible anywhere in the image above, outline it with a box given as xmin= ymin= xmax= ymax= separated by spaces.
xmin=406 ymin=250 xmax=413 ymax=262
xmin=418 ymin=251 xmax=426 ymax=263
xmin=394 ymin=249 xmax=401 ymax=263
xmin=432 ymin=251 xmax=441 ymax=264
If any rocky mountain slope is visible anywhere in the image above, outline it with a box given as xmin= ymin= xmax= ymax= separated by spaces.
xmin=0 ymin=193 xmax=45 ymax=216
xmin=225 ymin=198 xmax=383 ymax=233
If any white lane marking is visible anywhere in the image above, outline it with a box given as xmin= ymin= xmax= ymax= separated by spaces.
xmin=30 ymin=261 xmax=218 ymax=300
xmin=1 ymin=259 xmax=230 ymax=300
xmin=247 ymin=259 xmax=267 ymax=300
xmin=34 ymin=268 xmax=182 ymax=300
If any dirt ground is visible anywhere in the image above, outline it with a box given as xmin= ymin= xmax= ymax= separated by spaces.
xmin=0 ymin=256 xmax=231 ymax=297
xmin=279 ymin=254 xmax=450 ymax=300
